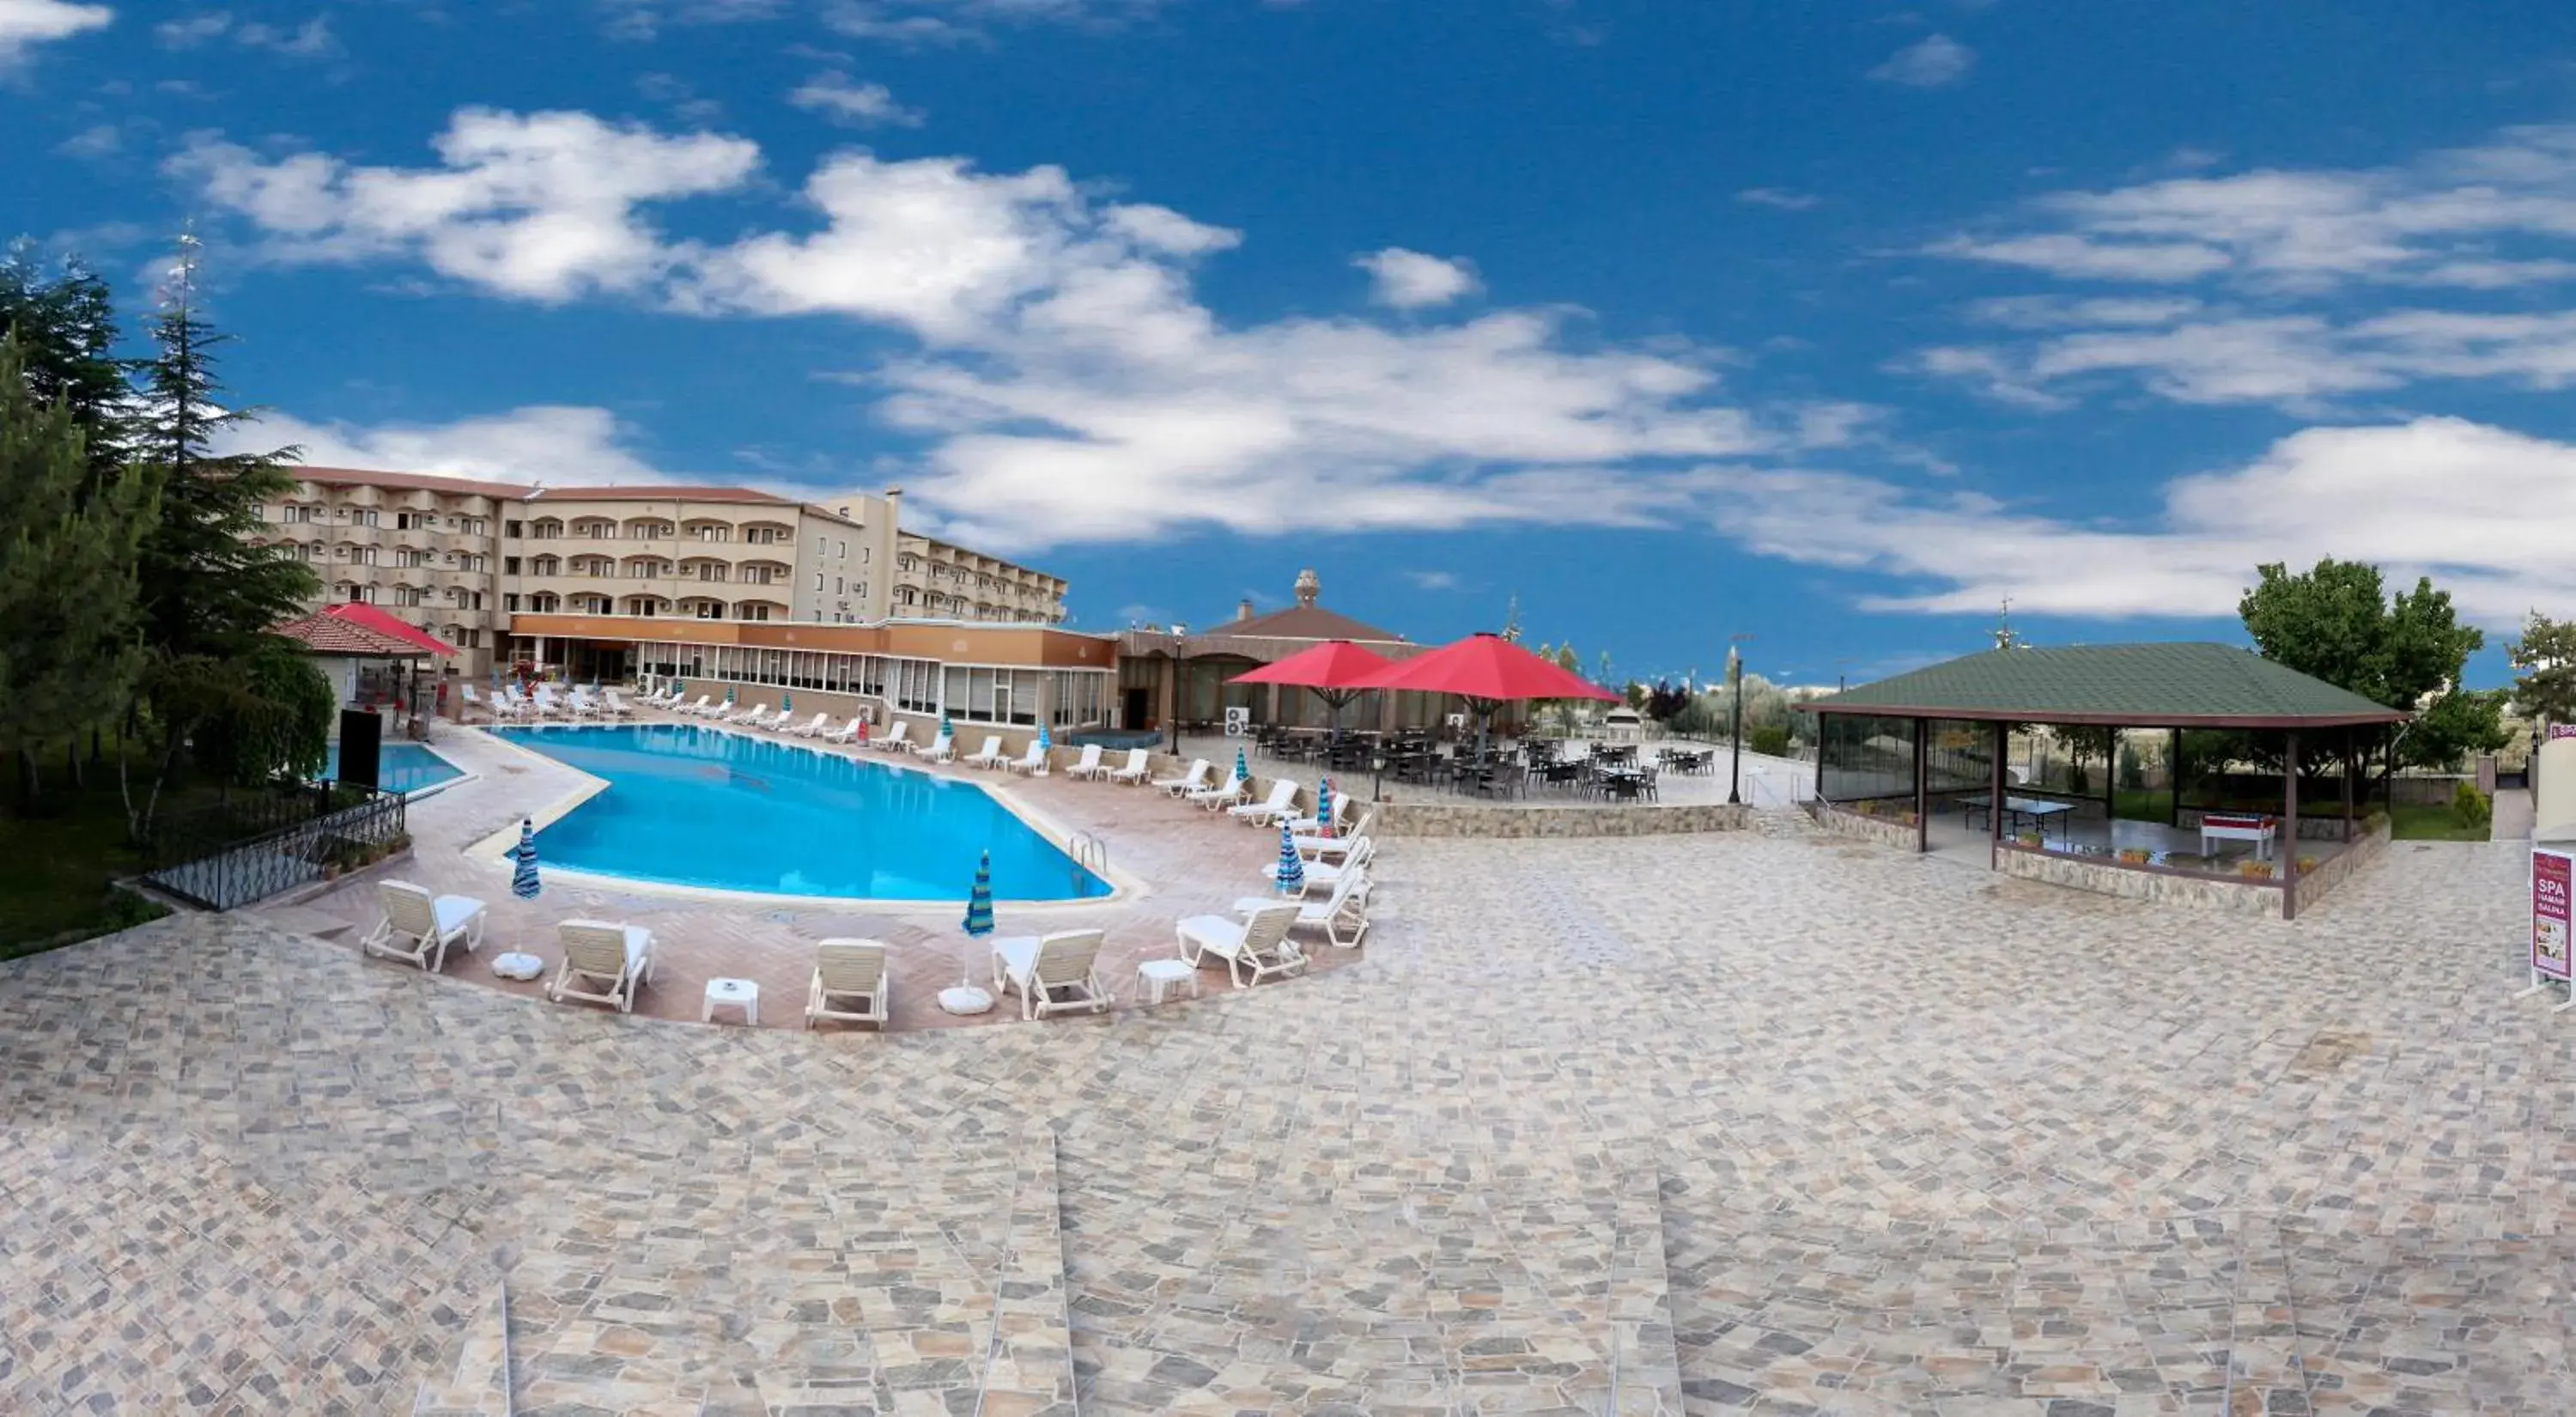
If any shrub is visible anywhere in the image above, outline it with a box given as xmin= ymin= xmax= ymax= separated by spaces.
xmin=2118 ymin=745 xmax=2145 ymax=791
xmin=2069 ymin=762 xmax=2091 ymax=795
xmin=1749 ymin=725 xmax=1790 ymax=757
xmin=2452 ymin=780 xmax=2493 ymax=830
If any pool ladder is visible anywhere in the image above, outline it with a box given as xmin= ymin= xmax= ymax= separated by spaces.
xmin=1068 ymin=831 xmax=1108 ymax=882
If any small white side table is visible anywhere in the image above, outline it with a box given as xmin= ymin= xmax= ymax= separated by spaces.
xmin=1136 ymin=958 xmax=1200 ymax=1006
xmin=702 ymin=976 xmax=759 ymax=1026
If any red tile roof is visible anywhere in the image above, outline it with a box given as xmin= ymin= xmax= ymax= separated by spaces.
xmin=523 ymin=485 xmax=799 ymax=506
xmin=270 ymin=610 xmax=439 ymax=658
xmin=289 ymin=465 xmax=534 ymax=498
xmin=325 ymin=602 xmax=457 ymax=655
xmin=1222 ymin=604 xmax=1410 ymax=644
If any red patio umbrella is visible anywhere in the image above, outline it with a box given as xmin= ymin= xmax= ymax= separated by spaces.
xmin=1226 ymin=640 xmax=1393 ymax=739
xmin=1351 ymin=632 xmax=1619 ymax=757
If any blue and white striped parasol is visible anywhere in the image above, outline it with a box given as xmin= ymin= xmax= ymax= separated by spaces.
xmin=1036 ymin=723 xmax=1051 ymax=753
xmin=511 ymin=818 xmax=542 ymax=900
xmin=1274 ymin=820 xmax=1305 ymax=897
xmin=1233 ymin=746 xmax=1249 ymax=784
xmin=962 ymin=850 xmax=994 ymax=937
xmin=781 ymin=690 xmax=793 ymax=715
xmin=1315 ymin=777 xmax=1334 ymax=838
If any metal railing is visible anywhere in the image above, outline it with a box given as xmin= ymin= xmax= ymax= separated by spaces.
xmin=1066 ymin=831 xmax=1108 ymax=883
xmin=143 ymin=785 xmax=406 ymax=910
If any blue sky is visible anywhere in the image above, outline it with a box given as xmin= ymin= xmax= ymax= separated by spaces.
xmin=9 ymin=0 xmax=2576 ymax=688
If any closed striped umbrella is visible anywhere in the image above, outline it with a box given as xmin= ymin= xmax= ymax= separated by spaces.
xmin=962 ymin=851 xmax=994 ymax=937
xmin=1036 ymin=723 xmax=1051 ymax=752
xmin=1274 ymin=820 xmax=1305 ymax=897
xmin=1315 ymin=778 xmax=1335 ymax=838
xmin=781 ymin=691 xmax=793 ymax=718
xmin=1233 ymin=747 xmax=1249 ymax=784
xmin=511 ymin=818 xmax=542 ymax=900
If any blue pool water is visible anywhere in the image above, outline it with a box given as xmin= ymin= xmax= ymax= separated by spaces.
xmin=490 ymin=724 xmax=1111 ymax=902
xmin=322 ymin=741 xmax=465 ymax=795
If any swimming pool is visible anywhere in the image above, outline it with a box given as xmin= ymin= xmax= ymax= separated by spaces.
xmin=322 ymin=741 xmax=466 ymax=796
xmin=490 ymin=724 xmax=1111 ymax=903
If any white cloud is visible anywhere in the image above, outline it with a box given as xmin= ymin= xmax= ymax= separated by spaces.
xmin=1353 ymin=247 xmax=1479 ymax=309
xmin=153 ymin=9 xmax=337 ymax=58
xmin=1735 ymin=187 xmax=1820 ymax=211
xmin=1711 ymin=417 xmax=2576 ymax=624
xmin=0 ymin=0 xmax=112 ymax=64
xmin=181 ymin=107 xmax=1844 ymax=553
xmin=153 ymin=9 xmax=228 ymax=46
xmin=54 ymin=121 xmax=119 ymax=159
xmin=228 ymin=405 xmax=681 ymax=487
xmin=1868 ymin=34 xmax=1974 ymax=88
xmin=1403 ymin=569 xmax=1461 ymax=591
xmin=172 ymin=108 xmax=762 ymax=301
xmin=598 ymin=0 xmax=784 ymax=41
xmin=787 ymin=71 xmax=924 ymax=127
xmin=821 ymin=0 xmax=1160 ymax=46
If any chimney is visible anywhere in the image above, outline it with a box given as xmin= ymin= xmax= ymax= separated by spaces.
xmin=883 ymin=487 xmax=903 ymax=527
xmin=1237 ymin=598 xmax=1254 ymax=623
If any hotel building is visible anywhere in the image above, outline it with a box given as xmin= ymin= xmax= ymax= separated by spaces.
xmin=254 ymin=467 xmax=1101 ymax=735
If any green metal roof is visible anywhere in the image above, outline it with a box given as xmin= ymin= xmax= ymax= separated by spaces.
xmin=1798 ymin=642 xmax=2409 ymax=727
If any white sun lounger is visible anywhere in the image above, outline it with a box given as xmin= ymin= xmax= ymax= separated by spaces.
xmin=1267 ymin=835 xmax=1374 ymax=894
xmin=990 ymin=928 xmax=1112 ymax=1020
xmin=1153 ymin=759 xmax=1212 ymax=796
xmin=963 ymin=734 xmax=1009 ymax=769
xmin=1228 ymin=778 xmax=1300 ymax=826
xmin=806 ymin=939 xmax=890 ymax=1030
xmin=871 ymin=721 xmax=911 ymax=752
xmin=1174 ymin=902 xmax=1306 ymax=988
xmin=1005 ymin=742 xmax=1049 ymax=775
xmin=1107 ymin=748 xmax=1154 ymax=785
xmin=603 ymin=689 xmax=638 ymax=720
xmin=1188 ymin=775 xmax=1247 ymax=811
xmin=1231 ymin=868 xmax=1370 ymax=950
xmin=1287 ymin=793 xmax=1355 ymax=836
xmin=821 ymin=715 xmax=866 ymax=745
xmin=1295 ymin=810 xmax=1375 ymax=859
xmin=360 ymin=880 xmax=487 ymax=973
xmin=548 ymin=919 xmax=655 ymax=1013
xmin=921 ymin=732 xmax=957 ymax=763
xmin=728 ymin=702 xmax=775 ymax=727
xmin=1064 ymin=744 xmax=1107 ymax=779
xmin=784 ymin=712 xmax=832 ymax=738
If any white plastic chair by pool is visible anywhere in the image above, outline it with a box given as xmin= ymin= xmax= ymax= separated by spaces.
xmin=360 ymin=881 xmax=486 ymax=973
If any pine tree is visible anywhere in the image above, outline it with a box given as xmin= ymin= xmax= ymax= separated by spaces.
xmin=133 ymin=234 xmax=318 ymax=659
xmin=0 ymin=334 xmax=157 ymax=811
xmin=0 ymin=243 xmax=131 ymax=496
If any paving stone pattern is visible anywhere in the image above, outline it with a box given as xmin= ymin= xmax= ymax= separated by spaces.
xmin=4 ymin=825 xmax=2574 ymax=1414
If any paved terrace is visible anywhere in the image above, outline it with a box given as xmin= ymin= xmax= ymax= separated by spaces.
xmin=4 ymin=808 xmax=2571 ymax=1413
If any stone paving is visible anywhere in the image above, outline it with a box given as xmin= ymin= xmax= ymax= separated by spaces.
xmin=3 ymin=814 xmax=2573 ymax=1414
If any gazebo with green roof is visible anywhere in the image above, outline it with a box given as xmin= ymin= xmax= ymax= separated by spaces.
xmin=1795 ymin=642 xmax=2409 ymax=916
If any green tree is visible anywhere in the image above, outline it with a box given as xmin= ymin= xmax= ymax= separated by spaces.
xmin=2238 ymin=557 xmax=2506 ymax=783
xmin=0 ymin=334 xmax=158 ymax=809
xmin=2507 ymin=612 xmax=2576 ymax=728
xmin=121 ymin=239 xmax=326 ymax=832
xmin=0 ymin=244 xmax=131 ymax=496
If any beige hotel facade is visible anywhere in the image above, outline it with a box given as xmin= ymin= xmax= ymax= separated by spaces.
xmin=257 ymin=467 xmax=1099 ymax=734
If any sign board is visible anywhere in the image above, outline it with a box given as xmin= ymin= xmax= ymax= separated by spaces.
xmin=2531 ymin=848 xmax=2576 ymax=1007
xmin=1223 ymin=707 xmax=1250 ymax=737
xmin=2553 ymin=724 xmax=2576 ymax=741
xmin=1445 ymin=713 xmax=1467 ymax=731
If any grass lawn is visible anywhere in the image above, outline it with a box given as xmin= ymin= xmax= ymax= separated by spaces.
xmin=2389 ymin=802 xmax=2490 ymax=842
xmin=2111 ymin=788 xmax=2173 ymax=822
xmin=0 ymin=758 xmax=173 ymax=962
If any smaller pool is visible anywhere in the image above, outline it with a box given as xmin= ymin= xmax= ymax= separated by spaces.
xmin=322 ymin=741 xmax=466 ymax=796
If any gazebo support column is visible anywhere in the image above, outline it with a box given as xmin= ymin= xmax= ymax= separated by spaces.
xmin=2170 ymin=727 xmax=2183 ymax=828
xmin=2282 ymin=731 xmax=2301 ymax=921
xmin=2342 ymin=724 xmax=2356 ymax=842
xmin=1990 ymin=720 xmax=2008 ymax=870
xmin=1913 ymin=716 xmax=1929 ymax=854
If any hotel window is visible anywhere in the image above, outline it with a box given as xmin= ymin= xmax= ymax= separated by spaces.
xmin=738 ymin=603 xmax=772 ymax=622
xmin=505 ymin=520 xmax=524 ymax=538
xmin=892 ymin=658 xmax=939 ymax=715
xmin=502 ymin=557 xmax=520 ymax=575
xmin=837 ymin=539 xmax=848 ymax=558
xmin=502 ymin=593 xmax=520 ymax=612
xmin=814 ymin=573 xmax=824 ymax=592
xmin=394 ymin=586 xmax=427 ymax=607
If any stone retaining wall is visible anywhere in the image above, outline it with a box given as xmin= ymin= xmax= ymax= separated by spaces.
xmin=1372 ymin=800 xmax=1753 ymax=839
xmin=1814 ymin=804 xmax=1919 ymax=850
xmin=1995 ymin=845 xmax=2285 ymax=917
xmin=2291 ymin=814 xmax=2393 ymax=917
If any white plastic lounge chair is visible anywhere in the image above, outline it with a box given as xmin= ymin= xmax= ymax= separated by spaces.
xmin=1064 ymin=744 xmax=1106 ymax=780
xmin=360 ymin=880 xmax=487 ymax=973
xmin=1174 ymin=902 xmax=1306 ymax=988
xmin=548 ymin=919 xmax=655 ymax=1013
xmin=805 ymin=939 xmax=890 ymax=1030
xmin=672 ymin=694 xmax=708 ymax=717
xmin=1107 ymin=748 xmax=1153 ymax=785
xmin=1287 ymin=792 xmax=1354 ymax=836
xmin=821 ymin=715 xmax=865 ymax=745
xmin=872 ymin=721 xmax=912 ymax=753
xmin=1228 ymin=778 xmax=1300 ymax=826
xmin=1005 ymin=741 xmax=1049 ymax=775
xmin=569 ymin=689 xmax=605 ymax=721
xmin=1153 ymin=759 xmax=1212 ymax=796
xmin=1294 ymin=810 xmax=1376 ymax=859
xmin=785 ymin=712 xmax=832 ymax=739
xmin=603 ymin=689 xmax=638 ymax=720
xmin=1267 ymin=835 xmax=1374 ymax=894
xmin=1231 ymin=868 xmax=1370 ymax=949
xmin=989 ymin=928 xmax=1112 ymax=1020
xmin=1188 ymin=775 xmax=1248 ymax=811
xmin=729 ymin=702 xmax=775 ymax=727
xmin=921 ymin=732 xmax=957 ymax=763
xmin=533 ymin=686 xmax=568 ymax=720
xmin=458 ymin=683 xmax=487 ymax=721
xmin=963 ymin=734 xmax=1008 ymax=769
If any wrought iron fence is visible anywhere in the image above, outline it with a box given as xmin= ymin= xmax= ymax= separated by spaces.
xmin=143 ymin=785 xmax=407 ymax=911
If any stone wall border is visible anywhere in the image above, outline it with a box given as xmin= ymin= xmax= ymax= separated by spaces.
xmin=1373 ymin=800 xmax=1753 ymax=839
xmin=1995 ymin=843 xmax=2285 ymax=917
xmin=1813 ymin=803 xmax=1918 ymax=850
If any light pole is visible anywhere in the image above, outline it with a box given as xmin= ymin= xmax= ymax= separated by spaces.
xmin=1727 ymin=634 xmax=1754 ymax=805
xmin=1166 ymin=623 xmax=1188 ymax=757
